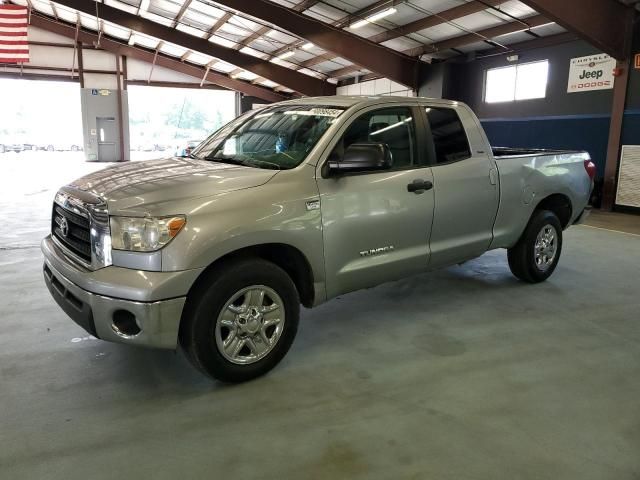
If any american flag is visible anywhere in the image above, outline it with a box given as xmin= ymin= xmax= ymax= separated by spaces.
xmin=0 ymin=4 xmax=29 ymax=64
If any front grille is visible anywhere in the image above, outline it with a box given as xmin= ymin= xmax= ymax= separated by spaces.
xmin=52 ymin=203 xmax=92 ymax=262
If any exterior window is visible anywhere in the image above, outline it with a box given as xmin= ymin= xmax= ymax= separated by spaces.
xmin=484 ymin=60 xmax=549 ymax=103
xmin=336 ymin=107 xmax=417 ymax=169
xmin=425 ymin=107 xmax=471 ymax=164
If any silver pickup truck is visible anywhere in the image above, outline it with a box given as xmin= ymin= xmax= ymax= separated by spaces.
xmin=42 ymin=96 xmax=595 ymax=382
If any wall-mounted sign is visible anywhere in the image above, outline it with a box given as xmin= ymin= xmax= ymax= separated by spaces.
xmin=635 ymin=54 xmax=640 ymax=70
xmin=91 ymin=89 xmax=98 ymax=95
xmin=568 ymin=54 xmax=616 ymax=93
xmin=90 ymin=129 xmax=97 ymax=136
xmin=99 ymin=89 xmax=111 ymax=96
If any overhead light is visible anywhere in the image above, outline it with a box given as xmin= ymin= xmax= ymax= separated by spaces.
xmin=350 ymin=7 xmax=396 ymax=29
xmin=370 ymin=117 xmax=412 ymax=136
xmin=230 ymin=71 xmax=242 ymax=79
xmin=302 ymin=42 xmax=314 ymax=50
xmin=277 ymin=50 xmax=295 ymax=60
xmin=139 ymin=0 xmax=150 ymax=12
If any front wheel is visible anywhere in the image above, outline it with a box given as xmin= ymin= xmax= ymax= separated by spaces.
xmin=508 ymin=210 xmax=563 ymax=283
xmin=179 ymin=258 xmax=300 ymax=383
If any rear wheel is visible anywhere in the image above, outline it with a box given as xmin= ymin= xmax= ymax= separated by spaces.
xmin=508 ymin=210 xmax=563 ymax=283
xmin=180 ymin=258 xmax=300 ymax=382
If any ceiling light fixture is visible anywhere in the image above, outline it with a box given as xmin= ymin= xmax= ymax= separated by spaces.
xmin=139 ymin=0 xmax=151 ymax=12
xmin=277 ymin=50 xmax=295 ymax=60
xmin=302 ymin=42 xmax=314 ymax=50
xmin=350 ymin=7 xmax=396 ymax=29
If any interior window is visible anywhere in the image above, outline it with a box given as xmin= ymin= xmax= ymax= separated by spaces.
xmin=333 ymin=107 xmax=417 ymax=169
xmin=425 ymin=107 xmax=471 ymax=164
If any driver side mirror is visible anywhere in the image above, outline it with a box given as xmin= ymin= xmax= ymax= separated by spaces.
xmin=328 ymin=143 xmax=393 ymax=174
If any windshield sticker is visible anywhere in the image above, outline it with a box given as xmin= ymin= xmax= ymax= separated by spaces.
xmin=283 ymin=108 xmax=343 ymax=118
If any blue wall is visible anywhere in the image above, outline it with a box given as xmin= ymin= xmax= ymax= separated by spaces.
xmin=480 ymin=114 xmax=611 ymax=177
xmin=448 ymin=39 xmax=617 ymax=180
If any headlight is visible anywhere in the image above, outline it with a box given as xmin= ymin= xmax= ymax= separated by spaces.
xmin=110 ymin=216 xmax=186 ymax=252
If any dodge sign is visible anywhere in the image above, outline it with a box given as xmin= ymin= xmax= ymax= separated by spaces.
xmin=567 ymin=54 xmax=616 ymax=93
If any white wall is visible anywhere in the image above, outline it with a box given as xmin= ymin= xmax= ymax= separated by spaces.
xmin=2 ymin=26 xmax=220 ymax=89
xmin=336 ymin=78 xmax=415 ymax=97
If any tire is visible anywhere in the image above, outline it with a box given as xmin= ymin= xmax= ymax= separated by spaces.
xmin=179 ymin=258 xmax=300 ymax=383
xmin=507 ymin=209 xmax=563 ymax=283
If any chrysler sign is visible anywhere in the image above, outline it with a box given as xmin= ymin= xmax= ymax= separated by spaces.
xmin=567 ymin=54 xmax=615 ymax=93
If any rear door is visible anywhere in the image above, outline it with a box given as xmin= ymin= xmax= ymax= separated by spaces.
xmin=316 ymin=104 xmax=435 ymax=299
xmin=421 ymin=104 xmax=499 ymax=268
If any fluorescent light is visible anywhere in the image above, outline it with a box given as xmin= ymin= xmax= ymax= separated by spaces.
xmin=350 ymin=19 xmax=369 ymax=29
xmin=370 ymin=117 xmax=412 ymax=136
xmin=350 ymin=7 xmax=396 ymax=29
xmin=277 ymin=51 xmax=295 ymax=60
xmin=302 ymin=42 xmax=314 ymax=50
xmin=139 ymin=0 xmax=150 ymax=12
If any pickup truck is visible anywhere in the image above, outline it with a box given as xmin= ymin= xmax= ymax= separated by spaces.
xmin=42 ymin=96 xmax=595 ymax=382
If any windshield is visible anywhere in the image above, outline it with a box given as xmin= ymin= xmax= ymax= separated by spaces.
xmin=190 ymin=105 xmax=346 ymax=170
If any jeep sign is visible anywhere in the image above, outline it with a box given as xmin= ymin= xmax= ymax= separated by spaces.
xmin=568 ymin=54 xmax=615 ymax=93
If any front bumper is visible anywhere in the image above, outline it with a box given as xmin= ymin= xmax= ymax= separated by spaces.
xmin=42 ymin=235 xmax=204 ymax=349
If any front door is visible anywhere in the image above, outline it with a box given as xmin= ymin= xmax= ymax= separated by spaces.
xmin=316 ymin=105 xmax=435 ymax=299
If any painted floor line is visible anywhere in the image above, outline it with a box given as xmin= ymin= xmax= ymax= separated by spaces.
xmin=579 ymin=224 xmax=640 ymax=237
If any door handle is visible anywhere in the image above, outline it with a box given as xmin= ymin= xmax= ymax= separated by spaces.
xmin=407 ymin=179 xmax=433 ymax=194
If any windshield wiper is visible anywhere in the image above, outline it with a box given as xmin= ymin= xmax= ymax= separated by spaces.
xmin=206 ymin=156 xmax=252 ymax=167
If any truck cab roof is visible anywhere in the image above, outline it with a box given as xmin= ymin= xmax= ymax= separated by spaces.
xmin=271 ymin=95 xmax=465 ymax=109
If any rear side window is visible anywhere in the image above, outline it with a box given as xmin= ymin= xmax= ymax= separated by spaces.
xmin=425 ymin=107 xmax=471 ymax=164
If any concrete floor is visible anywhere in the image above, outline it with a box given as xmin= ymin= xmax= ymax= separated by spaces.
xmin=1 ymin=155 xmax=640 ymax=479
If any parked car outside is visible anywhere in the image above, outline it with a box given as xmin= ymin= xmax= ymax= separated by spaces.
xmin=174 ymin=139 xmax=202 ymax=157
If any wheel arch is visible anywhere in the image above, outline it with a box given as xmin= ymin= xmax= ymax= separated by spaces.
xmin=186 ymin=243 xmax=316 ymax=309
xmin=533 ymin=193 xmax=573 ymax=229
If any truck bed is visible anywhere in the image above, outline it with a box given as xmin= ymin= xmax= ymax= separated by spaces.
xmin=492 ymin=146 xmax=585 ymax=158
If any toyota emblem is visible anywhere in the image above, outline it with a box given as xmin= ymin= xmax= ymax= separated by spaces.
xmin=59 ymin=217 xmax=69 ymax=238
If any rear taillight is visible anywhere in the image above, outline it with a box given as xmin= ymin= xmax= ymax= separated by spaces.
xmin=584 ymin=160 xmax=596 ymax=180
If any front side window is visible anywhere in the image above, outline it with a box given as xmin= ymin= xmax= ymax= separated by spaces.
xmin=484 ymin=60 xmax=549 ymax=103
xmin=192 ymin=105 xmax=345 ymax=170
xmin=332 ymin=107 xmax=417 ymax=169
xmin=425 ymin=107 xmax=471 ymax=164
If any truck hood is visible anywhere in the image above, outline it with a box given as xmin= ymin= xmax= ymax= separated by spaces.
xmin=69 ymin=157 xmax=278 ymax=214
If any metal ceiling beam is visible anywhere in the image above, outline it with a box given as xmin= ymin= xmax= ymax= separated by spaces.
xmin=298 ymin=0 xmax=403 ymax=69
xmin=212 ymin=0 xmax=420 ymax=88
xmin=519 ymin=0 xmax=634 ymax=60
xmin=29 ymin=14 xmax=289 ymax=102
xmin=171 ymin=0 xmax=193 ymax=28
xmin=206 ymin=11 xmax=233 ymax=39
xmin=477 ymin=31 xmax=578 ymax=58
xmin=368 ymin=0 xmax=505 ymax=44
xmin=235 ymin=26 xmax=270 ymax=50
xmin=269 ymin=0 xmax=330 ymax=57
xmin=328 ymin=14 xmax=551 ymax=78
xmin=407 ymin=14 xmax=552 ymax=56
xmin=48 ymin=0 xmax=334 ymax=96
xmin=300 ymin=0 xmax=504 ymax=72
